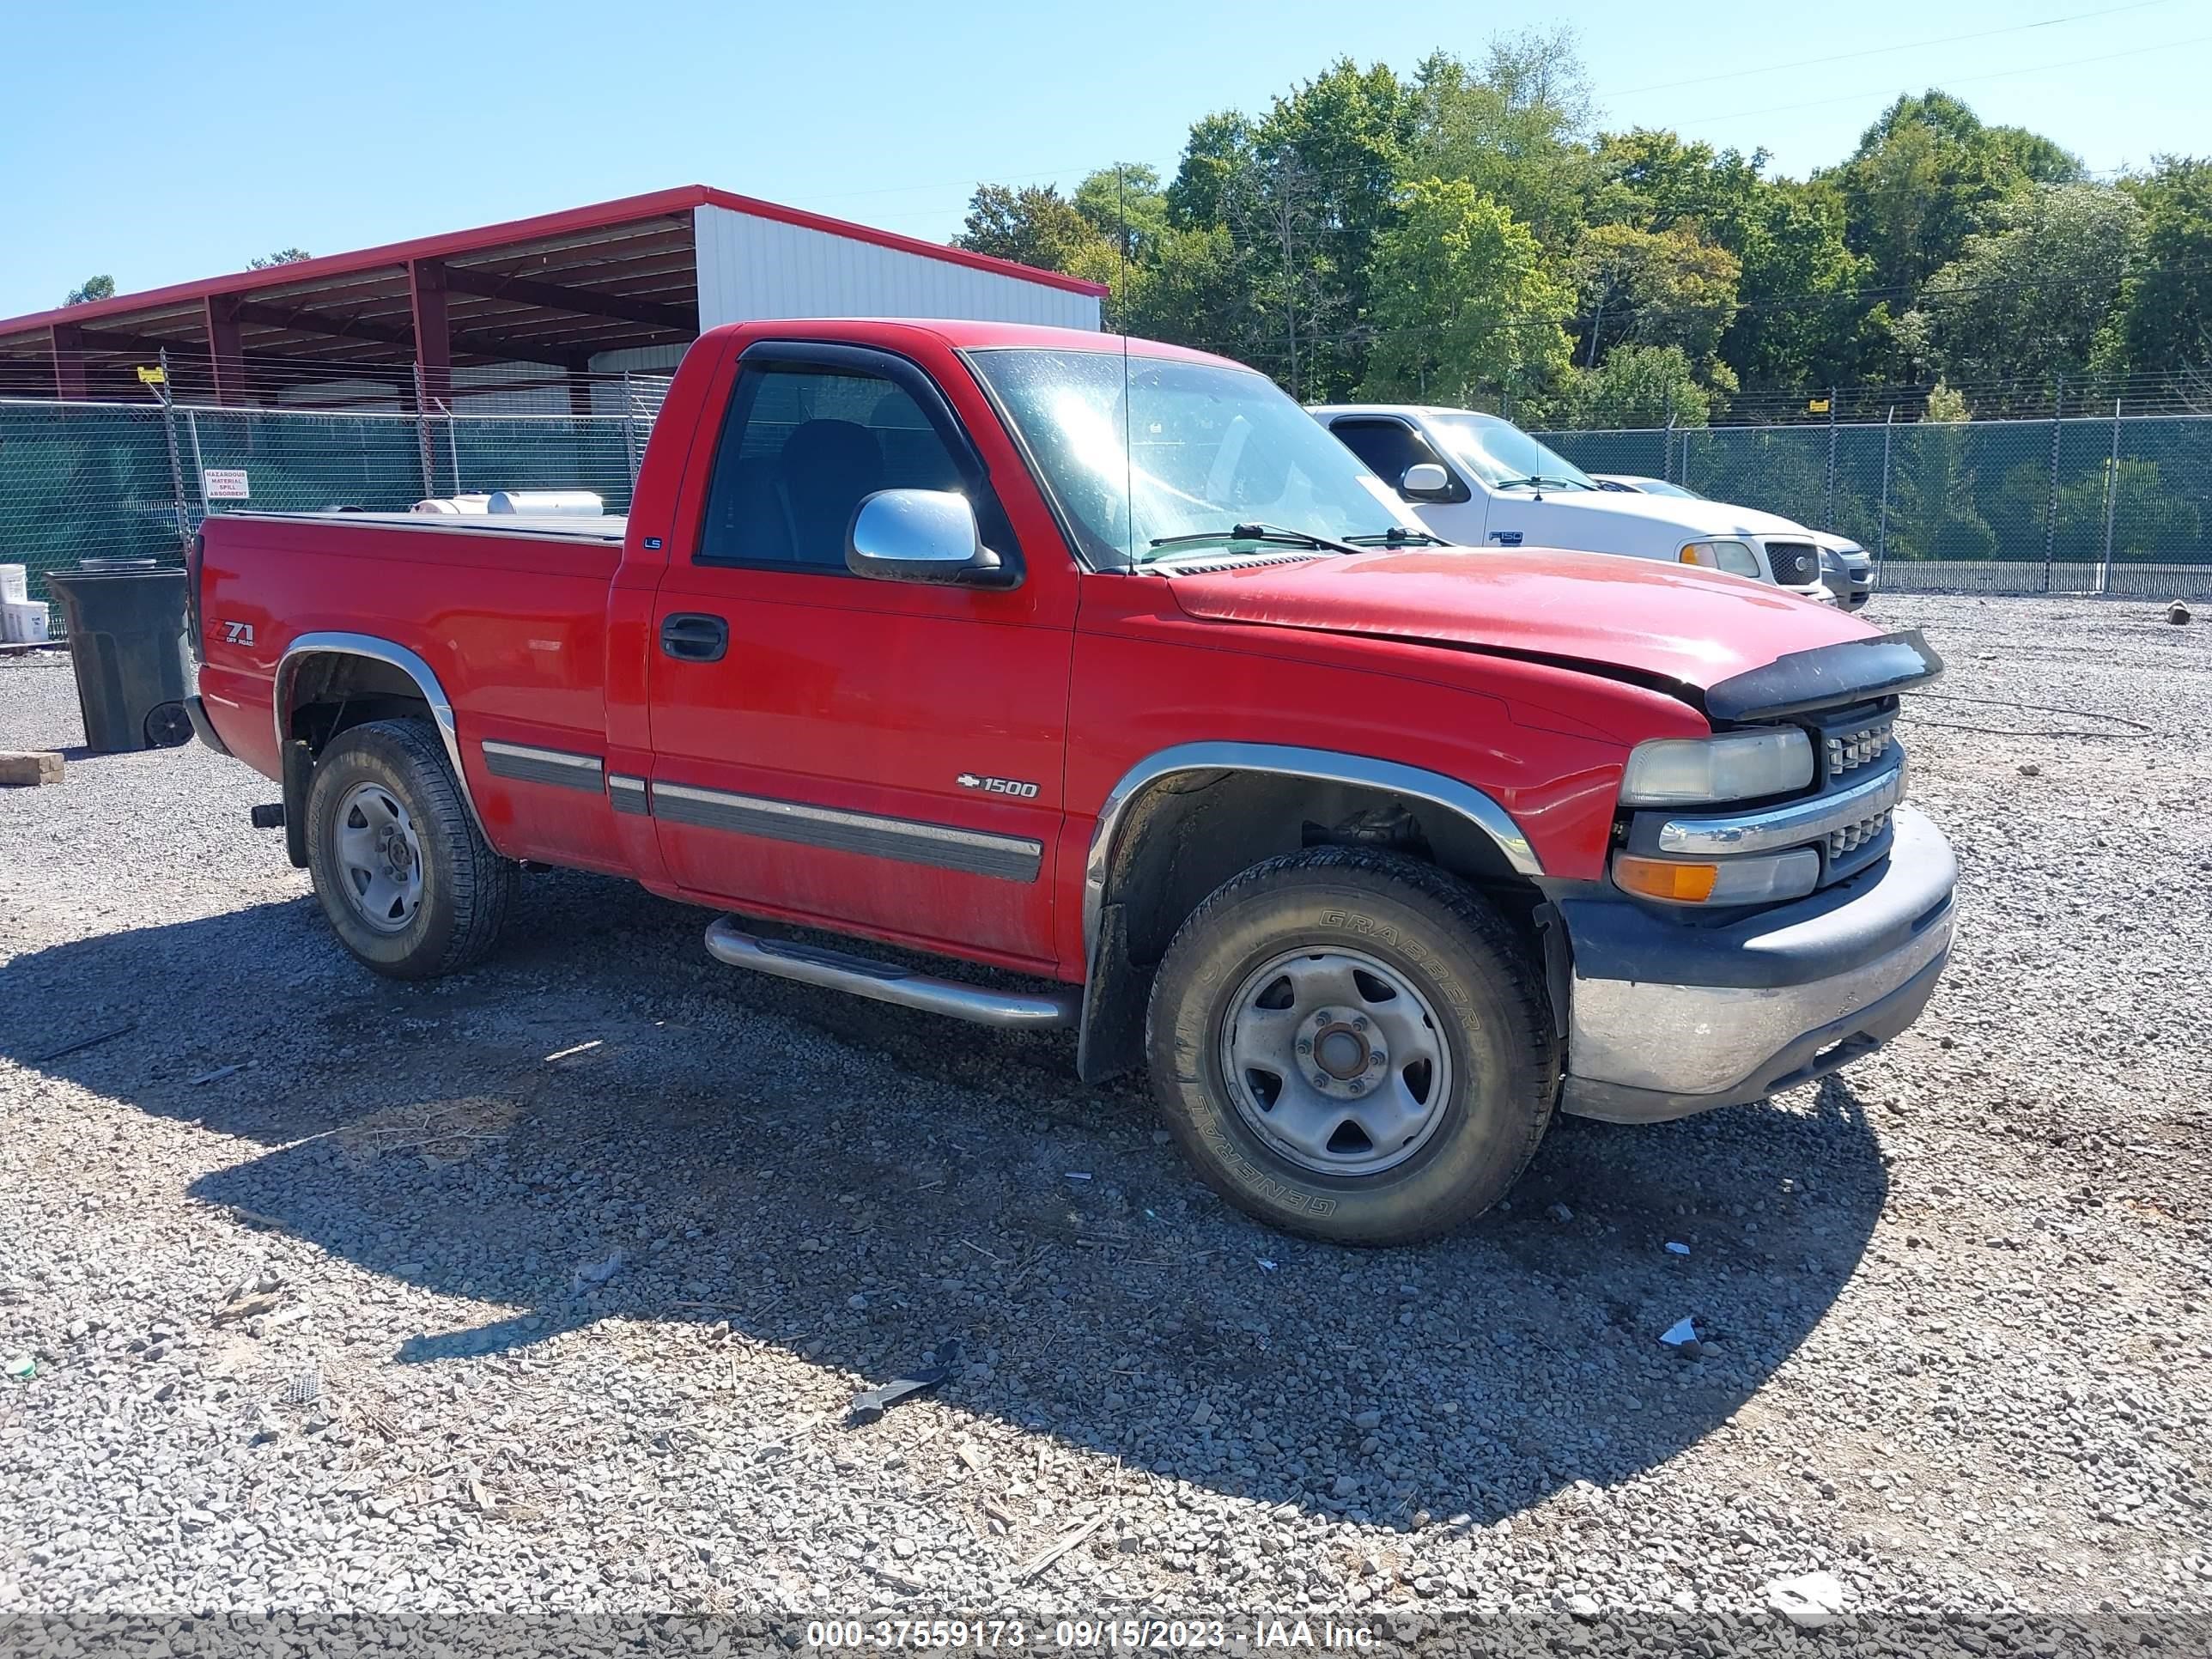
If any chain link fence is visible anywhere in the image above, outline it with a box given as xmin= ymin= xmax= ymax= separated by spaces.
xmin=1535 ymin=412 xmax=2212 ymax=597
xmin=6 ymin=384 xmax=2207 ymax=625
xmin=0 ymin=374 xmax=672 ymax=626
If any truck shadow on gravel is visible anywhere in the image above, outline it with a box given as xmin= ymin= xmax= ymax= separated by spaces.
xmin=3 ymin=874 xmax=1891 ymax=1528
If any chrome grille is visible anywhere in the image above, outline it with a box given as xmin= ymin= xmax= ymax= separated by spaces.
xmin=1824 ymin=714 xmax=1896 ymax=778
xmin=1828 ymin=805 xmax=1893 ymax=858
xmin=1765 ymin=541 xmax=1820 ymax=586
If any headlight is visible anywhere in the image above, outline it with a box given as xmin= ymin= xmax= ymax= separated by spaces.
xmin=1620 ymin=730 xmax=1814 ymax=805
xmin=1678 ymin=538 xmax=1763 ymax=579
xmin=1613 ymin=848 xmax=1821 ymax=906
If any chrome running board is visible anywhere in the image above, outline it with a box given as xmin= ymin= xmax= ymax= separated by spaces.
xmin=704 ymin=918 xmax=1078 ymax=1030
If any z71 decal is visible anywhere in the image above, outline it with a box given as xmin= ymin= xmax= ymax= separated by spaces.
xmin=957 ymin=772 xmax=1040 ymax=799
xmin=220 ymin=620 xmax=256 ymax=646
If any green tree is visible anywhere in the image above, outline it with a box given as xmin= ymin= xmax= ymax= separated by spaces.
xmin=248 ymin=248 xmax=313 ymax=269
xmin=2115 ymin=156 xmax=2212 ymax=373
xmin=1828 ymin=91 xmax=2081 ymax=294
xmin=953 ymin=183 xmax=1107 ymax=273
xmin=1571 ymin=222 xmax=1741 ymax=370
xmin=1165 ymin=111 xmax=1256 ymax=231
xmin=1562 ymin=343 xmax=1711 ymax=427
xmin=1409 ymin=30 xmax=1595 ymax=251
xmin=1073 ymin=165 xmax=1169 ymax=263
xmin=1110 ymin=223 xmax=1261 ymax=356
xmin=1901 ymin=181 xmax=2144 ymax=386
xmin=64 ymin=275 xmax=115 ymax=306
xmin=1589 ymin=128 xmax=1764 ymax=245
xmin=1890 ymin=380 xmax=1997 ymax=561
xmin=1359 ymin=178 xmax=1571 ymax=405
xmin=1246 ymin=58 xmax=1419 ymax=398
xmin=1725 ymin=177 xmax=1876 ymax=387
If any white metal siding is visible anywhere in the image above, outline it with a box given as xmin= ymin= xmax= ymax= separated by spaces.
xmin=692 ymin=205 xmax=1100 ymax=331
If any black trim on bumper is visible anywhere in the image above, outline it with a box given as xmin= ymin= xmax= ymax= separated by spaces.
xmin=185 ymin=695 xmax=231 ymax=758
xmin=1561 ymin=945 xmax=1950 ymax=1123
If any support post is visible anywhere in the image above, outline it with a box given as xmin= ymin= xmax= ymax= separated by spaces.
xmin=566 ymin=369 xmax=593 ymax=418
xmin=1663 ymin=384 xmax=1674 ymax=483
xmin=2099 ymin=396 xmax=2121 ymax=594
xmin=2044 ymin=378 xmax=2063 ymax=594
xmin=622 ymin=372 xmax=642 ymax=486
xmin=408 ymin=258 xmax=451 ymax=404
xmin=1824 ymin=386 xmax=1838 ymax=527
xmin=1876 ymin=406 xmax=1894 ymax=568
xmin=185 ymin=409 xmax=207 ymax=519
xmin=50 ymin=324 xmax=88 ymax=400
xmin=203 ymin=295 xmax=246 ymax=406
xmin=156 ymin=349 xmax=191 ymax=542
xmin=412 ymin=362 xmax=437 ymax=501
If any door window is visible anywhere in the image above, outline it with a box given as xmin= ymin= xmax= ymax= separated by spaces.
xmin=696 ymin=365 xmax=975 ymax=570
xmin=1328 ymin=418 xmax=1467 ymax=501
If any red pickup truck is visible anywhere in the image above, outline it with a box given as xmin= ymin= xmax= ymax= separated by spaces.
xmin=187 ymin=319 xmax=1955 ymax=1243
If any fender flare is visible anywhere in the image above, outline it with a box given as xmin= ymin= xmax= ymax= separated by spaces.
xmin=1075 ymin=742 xmax=1545 ymax=1079
xmin=273 ymin=631 xmax=489 ymax=840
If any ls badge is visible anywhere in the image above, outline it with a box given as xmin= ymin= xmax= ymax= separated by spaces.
xmin=957 ymin=772 xmax=1040 ymax=799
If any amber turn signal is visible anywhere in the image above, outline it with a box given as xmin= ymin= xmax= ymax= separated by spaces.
xmin=1613 ymin=855 xmax=1721 ymax=902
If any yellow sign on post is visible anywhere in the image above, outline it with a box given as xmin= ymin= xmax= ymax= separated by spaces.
xmin=1808 ymin=398 xmax=1830 ymax=414
xmin=137 ymin=365 xmax=166 ymax=385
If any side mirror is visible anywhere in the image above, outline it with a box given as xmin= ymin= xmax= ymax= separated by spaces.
xmin=1400 ymin=461 xmax=1453 ymax=500
xmin=846 ymin=489 xmax=1017 ymax=589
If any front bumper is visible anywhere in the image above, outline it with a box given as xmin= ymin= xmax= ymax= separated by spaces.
xmin=1558 ymin=805 xmax=1956 ymax=1122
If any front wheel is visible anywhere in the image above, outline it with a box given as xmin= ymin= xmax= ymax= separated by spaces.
xmin=305 ymin=719 xmax=514 ymax=979
xmin=1146 ymin=848 xmax=1557 ymax=1245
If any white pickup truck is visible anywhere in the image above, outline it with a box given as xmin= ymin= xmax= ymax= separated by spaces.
xmin=1312 ymin=404 xmax=1864 ymax=605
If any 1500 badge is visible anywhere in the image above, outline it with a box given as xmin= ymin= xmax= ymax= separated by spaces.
xmin=957 ymin=773 xmax=1039 ymax=799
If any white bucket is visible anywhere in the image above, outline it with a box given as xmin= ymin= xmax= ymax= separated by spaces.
xmin=0 ymin=564 xmax=26 ymax=605
xmin=2 ymin=600 xmax=51 ymax=644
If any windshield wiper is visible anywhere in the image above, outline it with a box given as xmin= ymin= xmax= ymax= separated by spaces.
xmin=1343 ymin=527 xmax=1446 ymax=547
xmin=1494 ymin=474 xmax=1585 ymax=491
xmin=1146 ymin=521 xmax=1370 ymax=558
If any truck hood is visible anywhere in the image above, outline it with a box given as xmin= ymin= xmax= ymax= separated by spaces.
xmin=1528 ymin=489 xmax=1816 ymax=541
xmin=1165 ymin=546 xmax=1885 ymax=697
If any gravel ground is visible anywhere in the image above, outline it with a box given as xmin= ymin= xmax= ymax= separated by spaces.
xmin=2 ymin=595 xmax=2209 ymax=1655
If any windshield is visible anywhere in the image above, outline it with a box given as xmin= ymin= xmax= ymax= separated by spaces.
xmin=1425 ymin=413 xmax=1597 ymax=491
xmin=967 ymin=349 xmax=1419 ymax=565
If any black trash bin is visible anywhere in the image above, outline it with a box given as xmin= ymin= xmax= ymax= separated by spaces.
xmin=45 ymin=559 xmax=193 ymax=753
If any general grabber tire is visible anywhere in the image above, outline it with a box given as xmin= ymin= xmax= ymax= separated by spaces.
xmin=305 ymin=718 xmax=515 ymax=980
xmin=1146 ymin=847 xmax=1558 ymax=1245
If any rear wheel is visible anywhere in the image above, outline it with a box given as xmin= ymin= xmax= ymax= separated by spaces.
xmin=1146 ymin=847 xmax=1556 ymax=1244
xmin=305 ymin=719 xmax=514 ymax=979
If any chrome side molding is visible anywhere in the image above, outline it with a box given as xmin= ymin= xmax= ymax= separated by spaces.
xmin=705 ymin=918 xmax=1077 ymax=1029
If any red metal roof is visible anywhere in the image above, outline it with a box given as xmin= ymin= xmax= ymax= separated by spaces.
xmin=0 ymin=183 xmax=1107 ymax=342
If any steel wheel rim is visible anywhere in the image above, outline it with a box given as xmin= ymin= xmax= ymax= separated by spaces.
xmin=332 ymin=781 xmax=423 ymax=934
xmin=1218 ymin=945 xmax=1454 ymax=1178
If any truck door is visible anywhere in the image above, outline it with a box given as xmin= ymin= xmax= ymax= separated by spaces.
xmin=1327 ymin=416 xmax=1486 ymax=544
xmin=644 ymin=341 xmax=1072 ymax=969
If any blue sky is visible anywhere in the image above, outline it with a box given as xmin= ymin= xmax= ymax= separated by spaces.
xmin=3 ymin=0 xmax=2205 ymax=319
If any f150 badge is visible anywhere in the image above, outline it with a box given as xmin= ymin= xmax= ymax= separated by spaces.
xmin=957 ymin=772 xmax=1039 ymax=799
